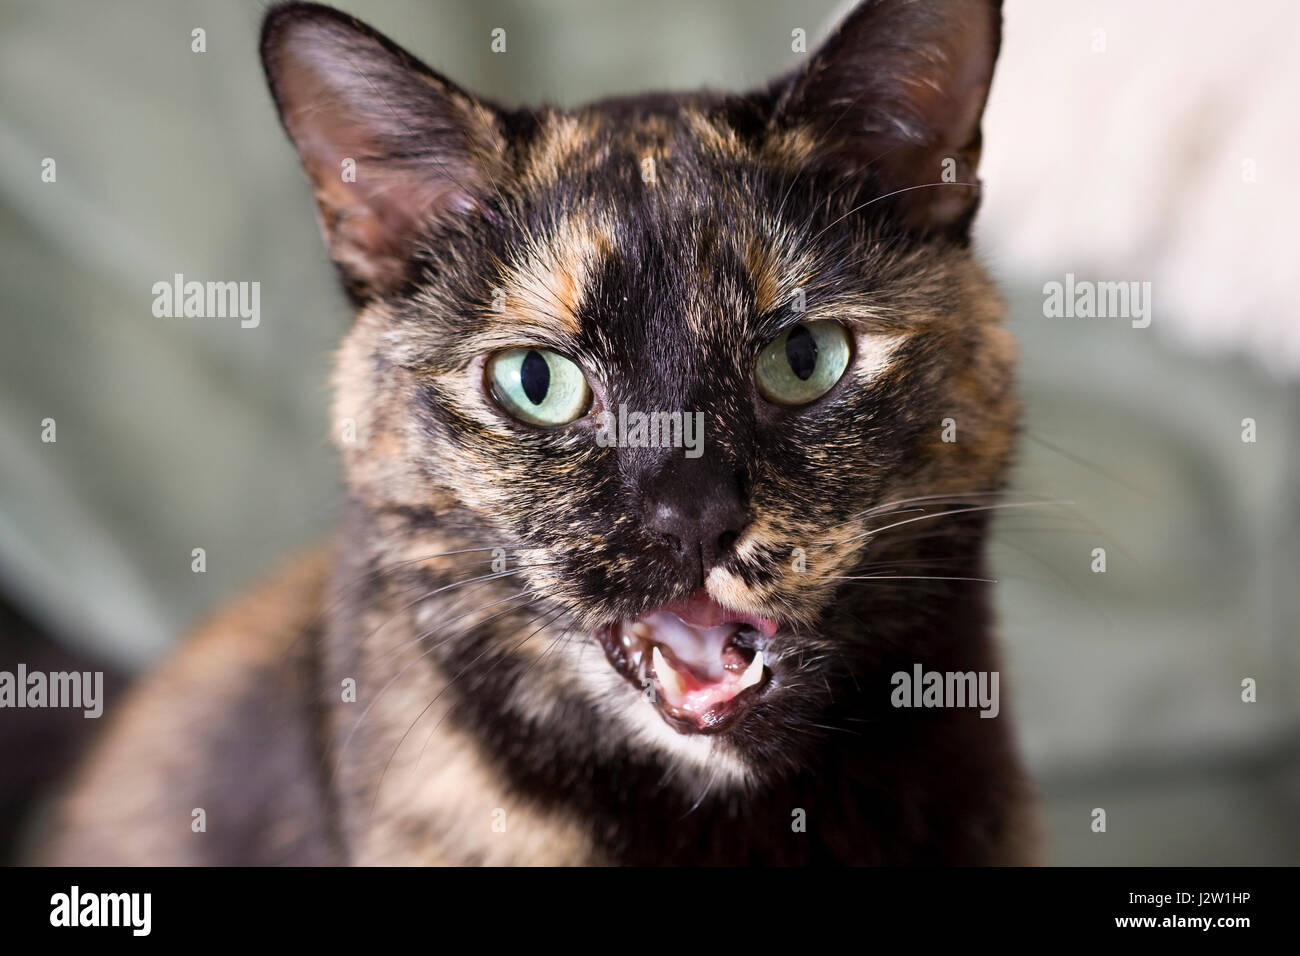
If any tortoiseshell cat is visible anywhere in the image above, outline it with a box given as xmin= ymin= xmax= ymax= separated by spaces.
xmin=48 ymin=0 xmax=1036 ymax=865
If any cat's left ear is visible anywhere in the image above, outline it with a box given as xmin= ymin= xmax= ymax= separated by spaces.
xmin=261 ymin=3 xmax=508 ymax=302
xmin=770 ymin=0 xmax=1002 ymax=237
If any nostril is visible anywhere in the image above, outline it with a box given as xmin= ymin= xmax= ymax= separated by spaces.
xmin=658 ymin=531 xmax=684 ymax=554
xmin=647 ymin=503 xmax=685 ymax=554
xmin=640 ymin=469 xmax=748 ymax=578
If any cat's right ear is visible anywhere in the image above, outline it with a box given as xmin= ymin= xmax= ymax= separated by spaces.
xmin=260 ymin=3 xmax=507 ymax=302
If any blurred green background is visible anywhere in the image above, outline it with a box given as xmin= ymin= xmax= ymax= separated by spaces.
xmin=1 ymin=0 xmax=1296 ymax=864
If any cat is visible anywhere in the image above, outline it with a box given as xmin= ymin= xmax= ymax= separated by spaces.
xmin=45 ymin=0 xmax=1037 ymax=865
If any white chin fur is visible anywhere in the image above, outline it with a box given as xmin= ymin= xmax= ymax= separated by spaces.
xmin=557 ymin=637 xmax=754 ymax=789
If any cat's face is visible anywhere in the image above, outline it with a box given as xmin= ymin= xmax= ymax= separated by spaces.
xmin=264 ymin=0 xmax=1013 ymax=782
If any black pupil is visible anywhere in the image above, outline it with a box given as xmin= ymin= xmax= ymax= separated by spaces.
xmin=785 ymin=325 xmax=818 ymax=381
xmin=519 ymin=350 xmax=550 ymax=405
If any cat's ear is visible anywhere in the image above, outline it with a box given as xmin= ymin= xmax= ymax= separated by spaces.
xmin=261 ymin=3 xmax=507 ymax=301
xmin=771 ymin=0 xmax=1001 ymax=237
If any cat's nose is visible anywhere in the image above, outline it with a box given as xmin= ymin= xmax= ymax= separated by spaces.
xmin=641 ymin=459 xmax=748 ymax=583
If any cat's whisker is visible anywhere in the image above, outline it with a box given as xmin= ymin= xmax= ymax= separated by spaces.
xmin=369 ymin=581 xmax=552 ymax=667
xmin=681 ymin=761 xmax=723 ymax=817
xmin=864 ymin=489 xmax=1007 ymax=511
xmin=305 ymin=556 xmax=556 ymax=717
xmin=336 ymin=589 xmax=541 ymax=773
xmin=829 ymin=573 xmax=998 ymax=584
xmin=340 ymin=590 xmax=543 ymax=780
xmin=809 ymin=181 xmax=981 ymax=245
xmin=286 ymin=546 xmax=535 ymax=667
xmin=483 ymin=605 xmax=573 ymax=688
xmin=804 ymin=492 xmax=1016 ymax=543
xmin=774 ymin=97 xmax=889 ymax=230
xmin=531 ymin=619 xmax=581 ymax=672
xmin=342 ymin=591 xmax=552 ymax=820
xmin=368 ymin=600 xmax=563 ymax=810
xmin=353 ymin=561 xmax=560 ymax=655
xmin=395 ymin=608 xmax=589 ymax=813
xmin=852 ymin=489 xmax=1037 ymax=521
xmin=334 ymin=544 xmax=536 ymax=597
xmin=851 ymin=555 xmax=994 ymax=571
xmin=408 ymin=604 xmax=572 ymax=777
xmin=1023 ymin=432 xmax=1153 ymax=499
xmin=846 ymin=499 xmax=1074 ymax=543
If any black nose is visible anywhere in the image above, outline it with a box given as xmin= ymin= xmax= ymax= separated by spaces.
xmin=641 ymin=457 xmax=748 ymax=584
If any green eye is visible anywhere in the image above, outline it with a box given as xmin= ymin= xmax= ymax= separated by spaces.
xmin=487 ymin=348 xmax=591 ymax=426
xmin=755 ymin=321 xmax=852 ymax=406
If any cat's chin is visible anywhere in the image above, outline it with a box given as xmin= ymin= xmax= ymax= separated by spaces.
xmin=597 ymin=589 xmax=779 ymax=735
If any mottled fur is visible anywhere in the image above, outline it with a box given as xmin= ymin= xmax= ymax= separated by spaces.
xmin=46 ymin=0 xmax=1037 ymax=865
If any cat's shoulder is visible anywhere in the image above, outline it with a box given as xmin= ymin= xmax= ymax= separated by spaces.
xmin=39 ymin=549 xmax=336 ymax=865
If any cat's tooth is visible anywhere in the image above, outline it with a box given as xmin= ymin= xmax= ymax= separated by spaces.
xmin=630 ymin=621 xmax=650 ymax=640
xmin=736 ymin=651 xmax=765 ymax=691
xmin=652 ymin=646 xmax=685 ymax=699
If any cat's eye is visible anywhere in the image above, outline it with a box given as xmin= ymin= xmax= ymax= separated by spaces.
xmin=754 ymin=321 xmax=852 ymax=406
xmin=486 ymin=348 xmax=592 ymax=426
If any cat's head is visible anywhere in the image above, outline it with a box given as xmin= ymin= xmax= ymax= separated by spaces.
xmin=262 ymin=0 xmax=1015 ymax=783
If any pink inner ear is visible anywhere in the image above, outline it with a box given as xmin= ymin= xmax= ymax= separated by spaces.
xmin=901 ymin=2 xmax=999 ymax=154
xmin=265 ymin=14 xmax=502 ymax=296
xmin=282 ymin=82 xmax=452 ymax=282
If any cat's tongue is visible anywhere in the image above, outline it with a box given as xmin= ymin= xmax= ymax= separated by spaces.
xmin=632 ymin=591 xmax=777 ymax=721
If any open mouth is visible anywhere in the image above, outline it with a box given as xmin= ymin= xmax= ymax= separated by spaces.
xmin=598 ymin=589 xmax=778 ymax=734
